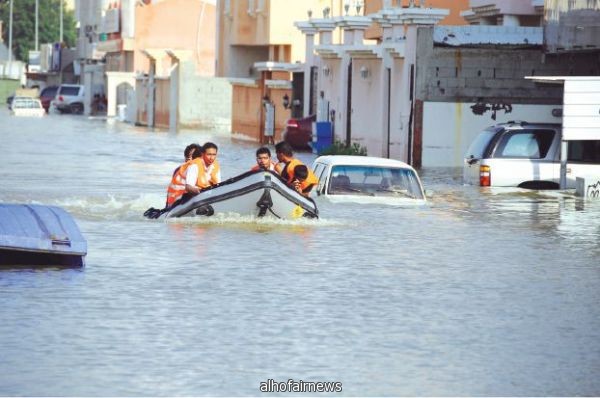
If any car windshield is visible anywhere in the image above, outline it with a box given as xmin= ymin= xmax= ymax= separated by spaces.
xmin=13 ymin=98 xmax=40 ymax=109
xmin=465 ymin=130 xmax=496 ymax=159
xmin=328 ymin=165 xmax=424 ymax=199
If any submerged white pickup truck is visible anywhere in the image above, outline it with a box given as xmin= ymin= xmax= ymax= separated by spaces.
xmin=463 ymin=121 xmax=600 ymax=189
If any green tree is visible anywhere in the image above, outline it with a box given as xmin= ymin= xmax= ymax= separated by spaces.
xmin=0 ymin=0 xmax=77 ymax=62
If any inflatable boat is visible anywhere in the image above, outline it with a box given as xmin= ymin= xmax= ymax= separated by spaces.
xmin=0 ymin=204 xmax=87 ymax=267
xmin=144 ymin=170 xmax=318 ymax=220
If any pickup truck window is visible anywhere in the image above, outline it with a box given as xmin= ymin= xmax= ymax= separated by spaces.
xmin=495 ymin=130 xmax=555 ymax=159
xmin=59 ymin=86 xmax=81 ymax=96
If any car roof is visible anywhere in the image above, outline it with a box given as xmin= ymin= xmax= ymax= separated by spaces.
xmin=314 ymin=155 xmax=416 ymax=170
xmin=493 ymin=121 xmax=561 ymax=130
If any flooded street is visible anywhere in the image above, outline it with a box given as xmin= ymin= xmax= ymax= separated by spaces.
xmin=1 ymin=109 xmax=599 ymax=396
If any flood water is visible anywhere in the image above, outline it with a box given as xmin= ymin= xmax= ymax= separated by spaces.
xmin=1 ymin=109 xmax=599 ymax=396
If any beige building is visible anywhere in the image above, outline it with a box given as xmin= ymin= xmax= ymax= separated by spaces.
xmin=217 ymin=0 xmax=353 ymax=143
xmin=217 ymin=0 xmax=469 ymax=144
xmin=77 ymin=0 xmax=220 ymax=129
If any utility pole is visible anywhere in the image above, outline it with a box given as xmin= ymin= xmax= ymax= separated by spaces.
xmin=7 ymin=0 xmax=13 ymax=76
xmin=35 ymin=0 xmax=39 ymax=51
xmin=60 ymin=0 xmax=64 ymax=43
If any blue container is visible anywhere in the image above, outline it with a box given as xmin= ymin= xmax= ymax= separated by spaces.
xmin=311 ymin=121 xmax=333 ymax=154
xmin=0 ymin=204 xmax=87 ymax=267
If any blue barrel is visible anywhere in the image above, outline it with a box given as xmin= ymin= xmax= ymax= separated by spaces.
xmin=311 ymin=121 xmax=333 ymax=154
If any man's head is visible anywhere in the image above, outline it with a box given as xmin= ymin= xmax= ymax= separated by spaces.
xmin=275 ymin=141 xmax=294 ymax=162
xmin=202 ymin=142 xmax=218 ymax=166
xmin=185 ymin=143 xmax=203 ymax=161
xmin=255 ymin=147 xmax=272 ymax=170
xmin=293 ymin=165 xmax=309 ymax=181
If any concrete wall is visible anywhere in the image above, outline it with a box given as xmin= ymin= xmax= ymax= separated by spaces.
xmin=421 ymin=102 xmax=562 ymax=167
xmin=179 ymin=73 xmax=233 ymax=131
xmin=415 ymin=27 xmax=599 ymax=104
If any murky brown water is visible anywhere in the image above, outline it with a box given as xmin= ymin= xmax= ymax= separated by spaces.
xmin=1 ymin=109 xmax=599 ymax=396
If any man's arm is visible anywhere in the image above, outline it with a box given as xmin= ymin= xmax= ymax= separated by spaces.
xmin=185 ymin=164 xmax=200 ymax=194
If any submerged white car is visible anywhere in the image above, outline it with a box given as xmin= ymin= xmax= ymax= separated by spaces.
xmin=10 ymin=97 xmax=45 ymax=117
xmin=311 ymin=155 xmax=426 ymax=204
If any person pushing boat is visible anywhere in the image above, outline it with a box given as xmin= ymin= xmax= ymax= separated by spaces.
xmin=251 ymin=147 xmax=277 ymax=172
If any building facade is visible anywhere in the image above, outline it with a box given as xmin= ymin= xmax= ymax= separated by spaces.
xmin=76 ymin=0 xmax=219 ymax=129
xmin=292 ymin=0 xmax=599 ymax=167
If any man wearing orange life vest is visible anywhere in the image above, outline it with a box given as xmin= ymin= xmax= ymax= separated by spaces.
xmin=291 ymin=164 xmax=319 ymax=197
xmin=185 ymin=142 xmax=221 ymax=195
xmin=165 ymin=143 xmax=203 ymax=207
xmin=274 ymin=141 xmax=304 ymax=184
xmin=251 ymin=147 xmax=277 ymax=172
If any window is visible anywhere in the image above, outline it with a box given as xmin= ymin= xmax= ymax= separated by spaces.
xmin=568 ymin=140 xmax=600 ymax=163
xmin=495 ymin=130 xmax=555 ymax=159
xmin=59 ymin=86 xmax=81 ymax=96
xmin=312 ymin=163 xmax=327 ymax=194
xmin=465 ymin=130 xmax=496 ymax=159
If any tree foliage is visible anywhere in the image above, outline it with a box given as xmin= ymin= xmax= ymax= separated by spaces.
xmin=0 ymin=0 xmax=77 ymax=62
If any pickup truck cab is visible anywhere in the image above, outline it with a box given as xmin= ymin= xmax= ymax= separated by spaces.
xmin=463 ymin=121 xmax=600 ymax=189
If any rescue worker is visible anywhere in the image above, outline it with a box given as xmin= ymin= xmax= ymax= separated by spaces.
xmin=251 ymin=147 xmax=277 ymax=171
xmin=165 ymin=143 xmax=203 ymax=207
xmin=291 ymin=164 xmax=318 ymax=197
xmin=274 ymin=141 xmax=304 ymax=184
xmin=184 ymin=142 xmax=221 ymax=195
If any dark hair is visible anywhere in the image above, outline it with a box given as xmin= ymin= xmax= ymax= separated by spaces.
xmin=203 ymin=142 xmax=218 ymax=152
xmin=275 ymin=141 xmax=293 ymax=157
xmin=256 ymin=147 xmax=271 ymax=157
xmin=185 ymin=143 xmax=202 ymax=159
xmin=189 ymin=144 xmax=203 ymax=159
xmin=293 ymin=164 xmax=308 ymax=180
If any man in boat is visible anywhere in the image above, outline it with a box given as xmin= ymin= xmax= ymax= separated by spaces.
xmin=251 ymin=147 xmax=277 ymax=171
xmin=165 ymin=143 xmax=203 ymax=207
xmin=291 ymin=164 xmax=318 ymax=197
xmin=184 ymin=142 xmax=221 ymax=195
xmin=274 ymin=141 xmax=304 ymax=184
